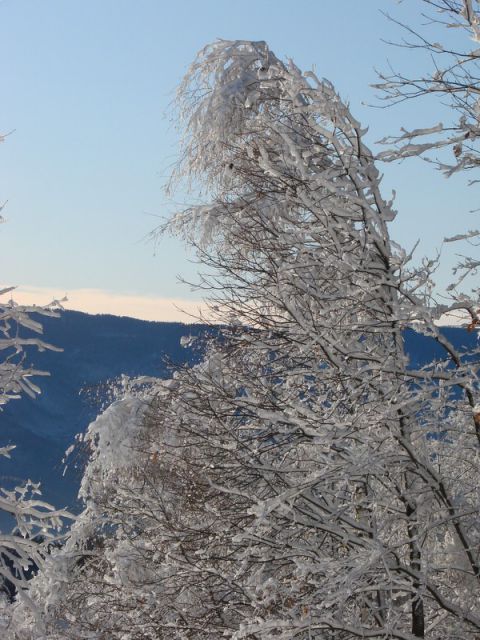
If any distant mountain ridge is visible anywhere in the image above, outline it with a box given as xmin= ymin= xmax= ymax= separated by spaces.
xmin=0 ymin=310 xmax=478 ymax=523
xmin=0 ymin=310 xmax=207 ymax=518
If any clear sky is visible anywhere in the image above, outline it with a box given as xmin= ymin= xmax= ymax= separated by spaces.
xmin=0 ymin=0 xmax=476 ymax=321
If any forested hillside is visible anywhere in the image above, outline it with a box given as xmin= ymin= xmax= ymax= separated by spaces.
xmin=0 ymin=311 xmax=206 ymax=516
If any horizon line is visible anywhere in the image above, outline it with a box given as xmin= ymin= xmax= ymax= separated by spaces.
xmin=2 ymin=285 xmax=209 ymax=324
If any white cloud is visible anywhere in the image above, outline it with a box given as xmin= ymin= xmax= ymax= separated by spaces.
xmin=3 ymin=285 xmax=209 ymax=323
xmin=436 ymin=310 xmax=472 ymax=327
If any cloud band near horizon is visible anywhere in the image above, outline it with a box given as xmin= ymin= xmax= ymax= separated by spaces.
xmin=4 ymin=286 xmax=208 ymax=323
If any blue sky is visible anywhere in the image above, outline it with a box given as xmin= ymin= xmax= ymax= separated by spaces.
xmin=0 ymin=0 xmax=476 ymax=320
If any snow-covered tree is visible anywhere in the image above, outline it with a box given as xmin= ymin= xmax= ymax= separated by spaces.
xmin=375 ymin=0 xmax=480 ymax=293
xmin=157 ymin=39 xmax=480 ymax=638
xmin=376 ymin=0 xmax=480 ymax=179
xmin=18 ymin=36 xmax=480 ymax=640
xmin=0 ymin=289 xmax=73 ymax=615
xmin=8 ymin=387 xmax=154 ymax=639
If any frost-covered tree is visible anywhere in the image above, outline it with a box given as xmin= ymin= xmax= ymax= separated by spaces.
xmin=375 ymin=0 xmax=480 ymax=292
xmin=376 ymin=0 xmax=480 ymax=179
xmin=157 ymin=39 xmax=480 ymax=638
xmin=0 ymin=289 xmax=72 ymax=608
xmin=18 ymin=37 xmax=480 ymax=639
xmin=8 ymin=388 xmax=155 ymax=639
xmin=8 ymin=375 xmax=219 ymax=640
